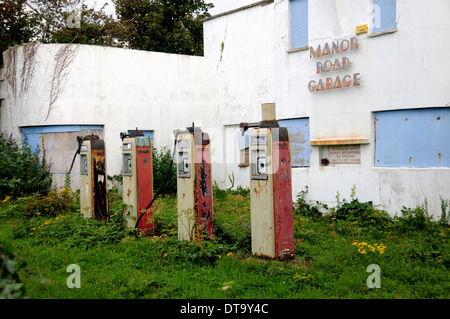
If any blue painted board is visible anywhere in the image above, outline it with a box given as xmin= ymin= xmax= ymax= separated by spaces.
xmin=290 ymin=0 xmax=308 ymax=49
xmin=21 ymin=125 xmax=103 ymax=154
xmin=279 ymin=118 xmax=310 ymax=167
xmin=375 ymin=108 xmax=450 ymax=167
xmin=238 ymin=130 xmax=249 ymax=151
xmin=372 ymin=0 xmax=396 ymax=33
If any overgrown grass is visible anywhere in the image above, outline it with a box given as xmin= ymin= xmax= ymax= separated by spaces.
xmin=0 ymin=185 xmax=449 ymax=299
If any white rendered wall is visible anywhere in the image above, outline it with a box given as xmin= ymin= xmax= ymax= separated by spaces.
xmin=0 ymin=44 xmax=215 ymax=181
xmin=204 ymin=0 xmax=450 ymax=218
xmin=203 ymin=1 xmax=276 ymax=189
xmin=1 ymin=0 xmax=450 ymax=218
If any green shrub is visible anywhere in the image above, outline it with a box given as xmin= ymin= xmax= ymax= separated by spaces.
xmin=152 ymin=147 xmax=177 ymax=196
xmin=156 ymin=237 xmax=227 ymax=265
xmin=213 ymin=191 xmax=251 ymax=252
xmin=330 ymin=199 xmax=392 ymax=229
xmin=325 ymin=187 xmax=392 ymax=230
xmin=0 ymin=243 xmax=27 ymax=299
xmin=27 ymin=188 xmax=126 ymax=248
xmin=152 ymin=195 xmax=178 ymax=237
xmin=0 ymin=132 xmax=52 ymax=199
xmin=30 ymin=206 xmax=126 ymax=249
xmin=439 ymin=196 xmax=450 ymax=226
xmin=394 ymin=199 xmax=438 ymax=234
xmin=23 ymin=188 xmax=77 ymax=218
xmin=293 ymin=187 xmax=324 ymax=221
xmin=213 ymin=183 xmax=227 ymax=201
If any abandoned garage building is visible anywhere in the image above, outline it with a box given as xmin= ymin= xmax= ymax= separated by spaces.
xmin=0 ymin=0 xmax=449 ymax=218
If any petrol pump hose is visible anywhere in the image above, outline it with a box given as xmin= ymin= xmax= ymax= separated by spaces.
xmin=67 ymin=136 xmax=87 ymax=175
xmin=67 ymin=132 xmax=178 ymax=236
xmin=133 ymin=132 xmax=180 ymax=236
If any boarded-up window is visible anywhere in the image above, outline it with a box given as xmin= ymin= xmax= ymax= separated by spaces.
xmin=21 ymin=125 xmax=104 ymax=188
xmin=279 ymin=118 xmax=310 ymax=167
xmin=375 ymin=108 xmax=450 ymax=167
xmin=290 ymin=0 xmax=308 ymax=50
xmin=372 ymin=0 xmax=396 ymax=33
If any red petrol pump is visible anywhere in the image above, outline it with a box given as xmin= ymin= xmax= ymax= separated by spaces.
xmin=176 ymin=126 xmax=213 ymax=242
xmin=121 ymin=130 xmax=154 ymax=236
xmin=240 ymin=103 xmax=295 ymax=259
xmin=78 ymin=135 xmax=108 ymax=221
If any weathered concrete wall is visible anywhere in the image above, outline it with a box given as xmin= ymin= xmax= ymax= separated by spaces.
xmin=0 ymin=44 xmax=215 ymax=188
xmin=204 ymin=0 xmax=450 ymax=218
xmin=1 ymin=0 xmax=449 ymax=219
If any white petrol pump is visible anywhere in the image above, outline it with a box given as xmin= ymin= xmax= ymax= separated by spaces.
xmin=176 ymin=126 xmax=213 ymax=242
xmin=241 ymin=103 xmax=295 ymax=259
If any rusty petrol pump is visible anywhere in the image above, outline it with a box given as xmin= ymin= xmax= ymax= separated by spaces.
xmin=240 ymin=103 xmax=295 ymax=259
xmin=176 ymin=126 xmax=213 ymax=242
xmin=78 ymin=135 xmax=108 ymax=221
xmin=121 ymin=130 xmax=154 ymax=236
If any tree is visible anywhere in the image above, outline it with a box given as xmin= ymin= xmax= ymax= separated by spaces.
xmin=1 ymin=0 xmax=214 ymax=68
xmin=29 ymin=0 xmax=127 ymax=46
xmin=0 ymin=0 xmax=37 ymax=67
xmin=113 ymin=0 xmax=213 ymax=56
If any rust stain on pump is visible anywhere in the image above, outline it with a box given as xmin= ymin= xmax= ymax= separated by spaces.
xmin=252 ymin=183 xmax=264 ymax=197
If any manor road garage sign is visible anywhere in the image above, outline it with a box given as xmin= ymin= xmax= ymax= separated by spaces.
xmin=308 ymin=37 xmax=361 ymax=92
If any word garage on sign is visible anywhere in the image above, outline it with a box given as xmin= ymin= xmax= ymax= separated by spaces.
xmin=308 ymin=73 xmax=360 ymax=92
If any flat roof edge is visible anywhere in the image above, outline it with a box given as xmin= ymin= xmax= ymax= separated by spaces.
xmin=203 ymin=0 xmax=274 ymax=22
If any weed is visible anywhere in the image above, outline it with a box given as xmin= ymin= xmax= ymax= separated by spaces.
xmin=439 ymin=196 xmax=450 ymax=226
xmin=394 ymin=199 xmax=435 ymax=234
xmin=293 ymin=186 xmax=324 ymax=221
xmin=23 ymin=187 xmax=77 ymax=218
xmin=212 ymin=189 xmax=251 ymax=252
xmin=152 ymin=146 xmax=177 ymax=195
xmin=328 ymin=186 xmax=392 ymax=231
xmin=1 ymin=185 xmax=449 ymax=299
xmin=0 ymin=243 xmax=28 ymax=299
xmin=0 ymin=133 xmax=52 ymax=199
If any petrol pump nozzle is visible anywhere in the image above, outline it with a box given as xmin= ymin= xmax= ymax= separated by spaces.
xmin=120 ymin=129 xmax=145 ymax=140
xmin=239 ymin=122 xmax=260 ymax=135
xmin=173 ymin=128 xmax=185 ymax=139
xmin=239 ymin=122 xmax=249 ymax=135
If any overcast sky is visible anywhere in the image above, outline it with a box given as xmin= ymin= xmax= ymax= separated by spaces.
xmin=87 ymin=0 xmax=257 ymax=16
